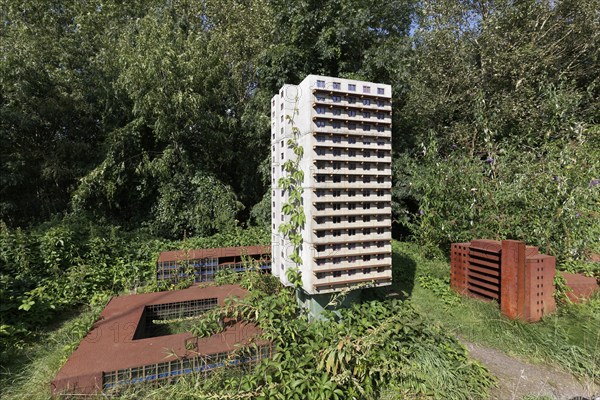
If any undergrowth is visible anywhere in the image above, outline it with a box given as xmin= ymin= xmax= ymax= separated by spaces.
xmin=3 ymin=239 xmax=597 ymax=399
xmin=0 ymin=296 xmax=109 ymax=399
xmin=0 ymin=218 xmax=269 ymax=357
xmin=2 ymin=255 xmax=495 ymax=400
xmin=390 ymin=242 xmax=600 ymax=383
xmin=114 ymin=269 xmax=494 ymax=399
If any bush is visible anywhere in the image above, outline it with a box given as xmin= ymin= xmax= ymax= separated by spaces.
xmin=123 ymin=272 xmax=494 ymax=399
xmin=0 ymin=215 xmax=269 ymax=358
xmin=395 ymin=136 xmax=600 ymax=273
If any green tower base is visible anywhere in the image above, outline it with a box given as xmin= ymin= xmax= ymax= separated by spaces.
xmin=296 ymin=289 xmax=362 ymax=321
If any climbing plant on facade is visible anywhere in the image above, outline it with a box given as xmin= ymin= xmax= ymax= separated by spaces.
xmin=277 ymin=98 xmax=305 ymax=287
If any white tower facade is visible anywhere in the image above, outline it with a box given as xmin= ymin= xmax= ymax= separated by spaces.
xmin=271 ymin=75 xmax=392 ymax=295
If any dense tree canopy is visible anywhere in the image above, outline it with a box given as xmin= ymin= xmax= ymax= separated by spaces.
xmin=1 ymin=0 xmax=419 ymax=234
xmin=1 ymin=0 xmax=598 ymax=256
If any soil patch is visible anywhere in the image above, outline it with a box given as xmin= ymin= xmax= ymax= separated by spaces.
xmin=463 ymin=341 xmax=599 ymax=400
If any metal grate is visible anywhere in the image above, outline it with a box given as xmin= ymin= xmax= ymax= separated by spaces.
xmin=147 ymin=298 xmax=218 ymax=320
xmin=156 ymin=258 xmax=219 ymax=282
xmin=467 ymin=245 xmax=501 ymax=301
xmin=102 ymin=344 xmax=272 ymax=391
xmin=134 ymin=298 xmax=219 ymax=340
xmin=157 ymin=256 xmax=272 ymax=283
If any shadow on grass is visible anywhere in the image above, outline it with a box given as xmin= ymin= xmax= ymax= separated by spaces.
xmin=364 ymin=248 xmax=417 ymax=301
xmin=0 ymin=305 xmax=100 ymax=399
xmin=0 ymin=306 xmax=83 ymax=370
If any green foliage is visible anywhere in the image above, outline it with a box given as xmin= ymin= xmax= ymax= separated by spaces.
xmin=277 ymin=102 xmax=305 ymax=287
xmin=3 ymin=0 xmax=597 ymax=260
xmin=179 ymin=226 xmax=270 ymax=250
xmin=265 ymin=0 xmax=415 ymax=85
xmin=417 ymin=275 xmax=461 ymax=306
xmin=0 ymin=301 xmax=109 ymax=400
xmin=2 ymin=0 xmax=273 ymax=233
xmin=393 ymin=242 xmax=600 ymax=381
xmin=249 ymin=189 xmax=272 ymax=229
xmin=553 ymin=272 xmax=570 ymax=304
xmin=2 ymin=0 xmax=600 ymax=396
xmin=6 ymin=241 xmax=600 ymax=399
xmin=150 ymin=172 xmax=243 ymax=238
xmin=397 ymin=137 xmax=600 ymax=270
xmin=160 ymin=273 xmax=493 ymax=399
xmin=0 ymin=216 xmax=269 ymax=359
xmin=0 ymin=216 xmax=152 ymax=353
xmin=0 ymin=1 xmax=119 ymax=226
xmin=393 ymin=0 xmax=600 ymax=271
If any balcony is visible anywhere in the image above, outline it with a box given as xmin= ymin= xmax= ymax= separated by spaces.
xmin=312 ymin=112 xmax=392 ymax=126
xmin=312 ymin=207 xmax=391 ymax=217
xmin=312 ymin=124 xmax=392 ymax=138
xmin=311 ymin=181 xmax=392 ymax=190
xmin=313 ymin=273 xmax=392 ymax=291
xmin=313 ymin=257 xmax=392 ymax=272
xmin=312 ymin=193 xmax=392 ymax=203
xmin=313 ymin=153 xmax=392 ymax=164
xmin=312 ymin=218 xmax=392 ymax=231
xmin=312 ymin=141 xmax=391 ymax=152
xmin=312 ymin=165 xmax=392 ymax=176
xmin=312 ymin=230 xmax=392 ymax=244
xmin=314 ymin=245 xmax=392 ymax=260
xmin=312 ymin=89 xmax=392 ymax=106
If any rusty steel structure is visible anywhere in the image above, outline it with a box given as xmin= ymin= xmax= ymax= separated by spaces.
xmin=51 ymin=284 xmax=272 ymax=395
xmin=451 ymin=239 xmax=556 ymax=322
xmin=561 ymin=271 xmax=599 ymax=303
xmin=156 ymin=245 xmax=271 ymax=283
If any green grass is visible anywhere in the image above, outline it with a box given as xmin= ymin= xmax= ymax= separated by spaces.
xmin=0 ymin=304 xmax=105 ymax=400
xmin=147 ymin=316 xmax=206 ymax=337
xmin=383 ymin=241 xmax=600 ymax=381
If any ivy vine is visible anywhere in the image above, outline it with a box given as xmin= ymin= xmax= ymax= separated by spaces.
xmin=278 ymin=97 xmax=305 ymax=287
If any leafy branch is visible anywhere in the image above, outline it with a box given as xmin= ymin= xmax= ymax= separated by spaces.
xmin=278 ymin=96 xmax=305 ymax=287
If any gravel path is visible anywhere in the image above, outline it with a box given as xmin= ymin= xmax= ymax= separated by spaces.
xmin=462 ymin=341 xmax=599 ymax=400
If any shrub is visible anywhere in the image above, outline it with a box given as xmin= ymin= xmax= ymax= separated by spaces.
xmin=395 ymin=136 xmax=599 ymax=273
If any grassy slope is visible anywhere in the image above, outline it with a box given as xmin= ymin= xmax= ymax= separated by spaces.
xmin=386 ymin=241 xmax=599 ymax=381
xmin=0 ymin=305 xmax=105 ymax=399
xmin=1 ymin=241 xmax=598 ymax=399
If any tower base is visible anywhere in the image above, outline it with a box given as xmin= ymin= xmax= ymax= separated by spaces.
xmin=296 ymin=289 xmax=362 ymax=321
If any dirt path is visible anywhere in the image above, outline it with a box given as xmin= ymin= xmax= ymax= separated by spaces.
xmin=462 ymin=341 xmax=599 ymax=400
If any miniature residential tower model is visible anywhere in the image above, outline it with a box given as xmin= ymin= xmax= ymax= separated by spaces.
xmin=271 ymin=75 xmax=393 ymax=306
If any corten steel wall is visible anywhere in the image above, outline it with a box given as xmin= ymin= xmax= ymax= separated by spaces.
xmin=561 ymin=271 xmax=599 ymax=303
xmin=468 ymin=240 xmax=502 ymax=302
xmin=450 ymin=239 xmax=556 ymax=322
xmin=157 ymin=245 xmax=271 ymax=264
xmin=523 ymin=254 xmax=556 ymax=321
xmin=51 ymin=284 xmax=271 ymax=395
xmin=156 ymin=245 xmax=271 ymax=283
xmin=500 ymin=240 xmax=523 ymax=319
xmin=450 ymin=243 xmax=469 ymax=294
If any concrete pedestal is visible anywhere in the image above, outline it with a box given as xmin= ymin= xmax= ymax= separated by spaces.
xmin=296 ymin=288 xmax=362 ymax=321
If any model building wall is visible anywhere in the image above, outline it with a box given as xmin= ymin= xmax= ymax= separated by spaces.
xmin=271 ymin=75 xmax=393 ymax=294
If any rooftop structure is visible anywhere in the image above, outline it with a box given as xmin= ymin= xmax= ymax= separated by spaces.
xmin=156 ymin=245 xmax=271 ymax=283
xmin=51 ymin=284 xmax=271 ymax=395
xmin=271 ymin=75 xmax=393 ymax=295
